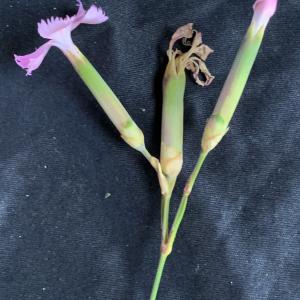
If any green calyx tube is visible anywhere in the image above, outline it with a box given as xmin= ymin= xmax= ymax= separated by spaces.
xmin=161 ymin=62 xmax=185 ymax=182
xmin=161 ymin=23 xmax=215 ymax=184
xmin=66 ymin=48 xmax=145 ymax=151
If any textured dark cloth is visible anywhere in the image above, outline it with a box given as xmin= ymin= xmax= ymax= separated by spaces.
xmin=0 ymin=0 xmax=299 ymax=299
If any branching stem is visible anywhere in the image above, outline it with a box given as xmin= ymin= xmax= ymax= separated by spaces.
xmin=150 ymin=151 xmax=208 ymax=300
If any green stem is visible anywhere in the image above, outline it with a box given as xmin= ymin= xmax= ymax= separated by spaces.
xmin=140 ymin=147 xmax=169 ymax=196
xmin=161 ymin=179 xmax=176 ymax=243
xmin=161 ymin=194 xmax=170 ymax=243
xmin=140 ymin=147 xmax=158 ymax=170
xmin=150 ymin=254 xmax=167 ymax=300
xmin=168 ymin=151 xmax=207 ymax=248
xmin=149 ymin=151 xmax=208 ymax=300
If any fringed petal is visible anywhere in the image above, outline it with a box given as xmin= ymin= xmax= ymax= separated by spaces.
xmin=75 ymin=0 xmax=85 ymax=17
xmin=15 ymin=1 xmax=109 ymax=75
xmin=80 ymin=4 xmax=109 ymax=24
xmin=38 ymin=1 xmax=108 ymax=40
xmin=14 ymin=41 xmax=53 ymax=76
xmin=38 ymin=16 xmax=75 ymax=39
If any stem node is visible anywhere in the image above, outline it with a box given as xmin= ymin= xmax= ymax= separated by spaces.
xmin=161 ymin=243 xmax=172 ymax=257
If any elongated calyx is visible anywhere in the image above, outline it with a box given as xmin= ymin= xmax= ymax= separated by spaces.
xmin=201 ymin=0 xmax=278 ymax=153
xmin=161 ymin=24 xmax=214 ymax=181
xmin=160 ymin=23 xmax=214 ymax=185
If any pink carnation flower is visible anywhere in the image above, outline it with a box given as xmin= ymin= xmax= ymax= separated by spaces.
xmin=15 ymin=0 xmax=108 ymax=75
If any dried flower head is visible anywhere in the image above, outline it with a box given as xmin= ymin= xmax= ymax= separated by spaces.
xmin=167 ymin=23 xmax=214 ymax=86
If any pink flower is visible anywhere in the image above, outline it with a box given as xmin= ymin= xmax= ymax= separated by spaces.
xmin=15 ymin=0 xmax=108 ymax=75
xmin=252 ymin=0 xmax=278 ymax=33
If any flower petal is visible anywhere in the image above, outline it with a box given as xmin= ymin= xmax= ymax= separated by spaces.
xmin=75 ymin=0 xmax=85 ymax=17
xmin=38 ymin=16 xmax=75 ymax=39
xmin=37 ymin=1 xmax=108 ymax=40
xmin=15 ymin=1 xmax=109 ymax=75
xmin=80 ymin=4 xmax=109 ymax=24
xmin=253 ymin=0 xmax=277 ymax=18
xmin=14 ymin=41 xmax=52 ymax=76
xmin=194 ymin=44 xmax=214 ymax=61
xmin=37 ymin=0 xmax=84 ymax=39
xmin=169 ymin=23 xmax=194 ymax=51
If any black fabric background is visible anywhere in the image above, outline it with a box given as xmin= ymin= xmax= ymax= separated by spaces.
xmin=0 ymin=0 xmax=299 ymax=299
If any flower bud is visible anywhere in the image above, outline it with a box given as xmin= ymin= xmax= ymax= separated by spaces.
xmin=201 ymin=0 xmax=277 ymax=153
xmin=252 ymin=0 xmax=278 ymax=34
